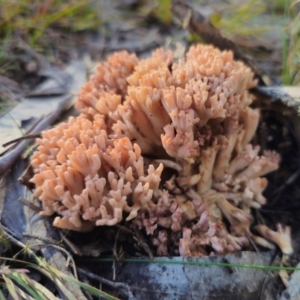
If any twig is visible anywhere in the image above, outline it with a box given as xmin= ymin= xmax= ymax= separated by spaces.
xmin=245 ymin=231 xmax=260 ymax=253
xmin=39 ymin=243 xmax=79 ymax=280
xmin=20 ymin=230 xmax=79 ymax=280
xmin=19 ymin=197 xmax=42 ymax=213
xmin=0 ymin=223 xmax=37 ymax=259
xmin=273 ymin=169 xmax=300 ymax=194
xmin=116 ymin=225 xmax=154 ymax=259
xmin=18 ymin=165 xmax=35 ymax=191
xmin=3 ymin=133 xmax=41 ymax=147
xmin=133 ymin=228 xmax=154 ymax=260
xmin=107 ymin=29 xmax=159 ymax=53
xmin=259 ymin=251 xmax=281 ymax=300
xmin=0 ymin=74 xmax=22 ymax=93
xmin=115 ymin=225 xmax=150 ymax=260
xmin=22 ymin=233 xmax=62 ymax=246
xmin=77 ymin=267 xmax=137 ymax=300
xmin=113 ymin=229 xmax=121 ymax=259
xmin=0 ymin=94 xmax=73 ymax=175
xmin=115 ymin=224 xmax=134 ymax=235
xmin=16 ymin=39 xmax=48 ymax=69
xmin=1 ymin=224 xmax=84 ymax=297
xmin=22 ymin=116 xmax=44 ymax=136
xmin=81 ymin=284 xmax=93 ymax=300
xmin=59 ymin=231 xmax=83 ymax=256
xmin=112 ymin=229 xmax=121 ymax=281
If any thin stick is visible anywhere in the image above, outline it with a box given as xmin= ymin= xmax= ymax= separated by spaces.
xmin=22 ymin=233 xmax=62 ymax=246
xmin=245 ymin=231 xmax=260 ymax=253
xmin=19 ymin=197 xmax=42 ymax=213
xmin=133 ymin=228 xmax=154 ymax=260
xmin=112 ymin=229 xmax=121 ymax=281
xmin=0 ymin=224 xmax=38 ymax=260
xmin=115 ymin=224 xmax=134 ymax=235
xmin=0 ymin=94 xmax=72 ymax=175
xmin=59 ymin=231 xmax=83 ymax=256
xmin=3 ymin=133 xmax=41 ymax=148
xmin=115 ymin=225 xmax=150 ymax=259
xmin=77 ymin=267 xmax=137 ymax=300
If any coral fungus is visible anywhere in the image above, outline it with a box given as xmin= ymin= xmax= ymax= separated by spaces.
xmin=29 ymin=44 xmax=286 ymax=256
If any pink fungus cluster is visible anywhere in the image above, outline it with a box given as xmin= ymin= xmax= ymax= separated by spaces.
xmin=30 ymin=44 xmax=291 ymax=256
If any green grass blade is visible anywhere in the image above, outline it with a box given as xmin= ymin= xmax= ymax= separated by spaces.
xmin=9 ymin=273 xmax=46 ymax=300
xmin=0 ymin=289 xmax=6 ymax=300
xmin=0 ymin=227 xmax=12 ymax=252
xmin=30 ymin=0 xmax=93 ymax=43
xmin=12 ymin=285 xmax=36 ymax=300
xmin=155 ymin=0 xmax=172 ymax=24
xmin=62 ymin=276 xmax=119 ymax=300
xmin=9 ymin=274 xmax=59 ymax=300
xmin=51 ymin=277 xmax=77 ymax=300
xmin=0 ymin=103 xmax=25 ymax=137
xmin=48 ymin=265 xmax=119 ymax=300
xmin=2 ymin=275 xmax=19 ymax=300
xmin=19 ymin=273 xmax=60 ymax=300
xmin=29 ymin=266 xmax=76 ymax=300
xmin=0 ymin=256 xmax=118 ymax=300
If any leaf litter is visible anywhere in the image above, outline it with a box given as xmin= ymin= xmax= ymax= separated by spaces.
xmin=0 ymin=0 xmax=300 ymax=299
